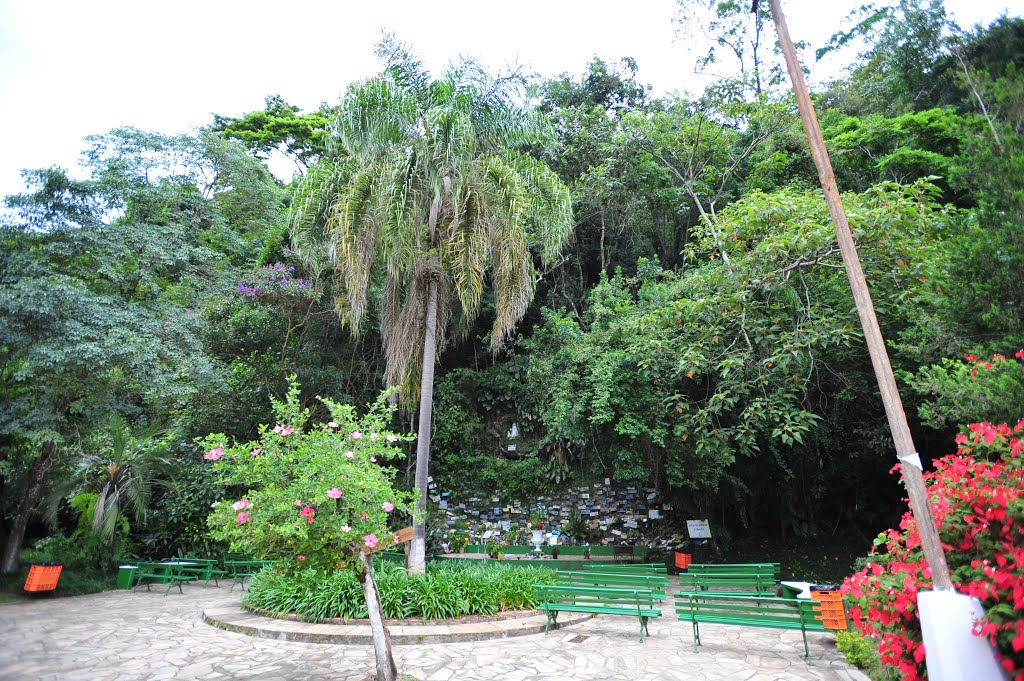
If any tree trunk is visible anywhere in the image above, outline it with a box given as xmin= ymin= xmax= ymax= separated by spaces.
xmin=408 ymin=277 xmax=439 ymax=574
xmin=357 ymin=549 xmax=398 ymax=681
xmin=1 ymin=442 xmax=54 ymax=574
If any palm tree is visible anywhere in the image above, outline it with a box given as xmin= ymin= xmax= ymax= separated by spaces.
xmin=291 ymin=37 xmax=573 ymax=574
xmin=45 ymin=415 xmax=171 ymax=553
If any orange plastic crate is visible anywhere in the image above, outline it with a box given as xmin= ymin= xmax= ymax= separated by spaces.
xmin=675 ymin=552 xmax=692 ymax=570
xmin=810 ymin=590 xmax=848 ymax=630
xmin=24 ymin=564 xmax=62 ymax=592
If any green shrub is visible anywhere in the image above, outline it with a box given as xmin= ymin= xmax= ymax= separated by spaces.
xmin=835 ymin=630 xmax=901 ymax=681
xmin=243 ymin=560 xmax=559 ymax=622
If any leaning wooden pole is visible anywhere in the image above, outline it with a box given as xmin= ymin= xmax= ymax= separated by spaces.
xmin=765 ymin=0 xmax=953 ymax=591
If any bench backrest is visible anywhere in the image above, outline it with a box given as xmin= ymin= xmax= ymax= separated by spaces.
xmin=675 ymin=593 xmax=823 ymax=630
xmin=687 ymin=563 xmax=780 ymax=579
xmin=559 ymin=571 xmax=668 ymax=589
xmin=579 ymin=563 xmax=667 ymax=574
xmin=224 ymin=559 xmax=273 ymax=574
xmin=678 ymin=571 xmax=776 ymax=592
xmin=534 ymin=584 xmax=657 ymax=609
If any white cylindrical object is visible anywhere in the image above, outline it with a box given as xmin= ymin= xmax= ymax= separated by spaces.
xmin=917 ymin=590 xmax=1008 ymax=681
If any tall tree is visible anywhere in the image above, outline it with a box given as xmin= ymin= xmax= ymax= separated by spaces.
xmin=291 ymin=37 xmax=573 ymax=572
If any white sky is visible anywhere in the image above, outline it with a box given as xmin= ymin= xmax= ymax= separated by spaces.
xmin=0 ymin=0 xmax=1015 ymax=199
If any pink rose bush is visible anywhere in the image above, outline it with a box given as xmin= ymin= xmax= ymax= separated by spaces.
xmin=202 ymin=380 xmax=415 ymax=575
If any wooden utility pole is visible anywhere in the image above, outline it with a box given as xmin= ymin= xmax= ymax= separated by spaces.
xmin=765 ymin=0 xmax=953 ymax=591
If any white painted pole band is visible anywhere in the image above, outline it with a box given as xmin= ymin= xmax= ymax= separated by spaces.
xmin=899 ymin=451 xmax=923 ymax=470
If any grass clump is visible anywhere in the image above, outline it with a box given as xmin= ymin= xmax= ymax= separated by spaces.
xmin=244 ymin=560 xmax=558 ymax=622
xmin=835 ymin=629 xmax=901 ymax=681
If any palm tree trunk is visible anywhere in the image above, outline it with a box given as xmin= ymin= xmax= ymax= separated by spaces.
xmin=357 ymin=549 xmax=398 ymax=681
xmin=408 ymin=276 xmax=439 ymax=574
xmin=1 ymin=442 xmax=54 ymax=574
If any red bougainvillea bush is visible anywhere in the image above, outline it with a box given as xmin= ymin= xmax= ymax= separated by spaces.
xmin=842 ymin=419 xmax=1024 ymax=681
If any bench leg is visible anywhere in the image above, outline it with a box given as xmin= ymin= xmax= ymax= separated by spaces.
xmin=639 ymin=616 xmax=648 ymax=642
xmin=693 ymin=621 xmax=701 ymax=653
xmin=802 ymin=627 xmax=812 ymax=664
xmin=546 ymin=610 xmax=558 ymax=634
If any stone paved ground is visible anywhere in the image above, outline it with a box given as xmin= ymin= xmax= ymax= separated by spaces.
xmin=0 ymin=583 xmax=868 ymax=681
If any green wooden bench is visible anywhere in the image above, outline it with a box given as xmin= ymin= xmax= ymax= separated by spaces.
xmin=677 ymin=571 xmax=776 ymax=595
xmin=224 ymin=559 xmax=273 ymax=592
xmin=132 ymin=561 xmax=194 ymax=595
xmin=533 ymin=584 xmax=661 ymax=641
xmin=558 ymin=570 xmax=670 ymax=601
xmin=580 ymin=562 xmax=667 ymax=575
xmin=675 ymin=593 xmax=826 ymax=660
xmin=178 ymin=557 xmax=229 ymax=586
xmin=687 ymin=563 xmax=781 ymax=579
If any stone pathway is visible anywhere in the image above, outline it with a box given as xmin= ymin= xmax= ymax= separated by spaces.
xmin=0 ymin=583 xmax=869 ymax=681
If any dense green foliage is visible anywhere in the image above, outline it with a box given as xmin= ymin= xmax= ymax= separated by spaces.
xmin=1 ymin=5 xmax=1021 ymax=614
xmin=244 ymin=561 xmax=559 ymax=621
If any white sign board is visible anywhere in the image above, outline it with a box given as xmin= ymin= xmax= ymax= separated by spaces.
xmin=686 ymin=519 xmax=712 ymax=539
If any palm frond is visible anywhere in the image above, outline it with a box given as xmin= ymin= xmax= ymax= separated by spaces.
xmin=335 ymin=78 xmax=419 ymax=158
xmin=375 ymin=32 xmax=432 ymax=103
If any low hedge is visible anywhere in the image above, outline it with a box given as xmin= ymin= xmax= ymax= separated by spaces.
xmin=243 ymin=560 xmax=559 ymax=622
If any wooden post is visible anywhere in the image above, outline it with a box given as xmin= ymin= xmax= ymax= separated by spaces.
xmin=765 ymin=0 xmax=953 ymax=591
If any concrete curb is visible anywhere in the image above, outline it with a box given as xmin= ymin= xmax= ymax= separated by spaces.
xmin=203 ymin=607 xmax=593 ymax=645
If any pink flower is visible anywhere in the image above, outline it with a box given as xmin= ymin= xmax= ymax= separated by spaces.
xmin=370 ymin=457 xmax=377 ymax=463
xmin=341 ymin=525 xmax=351 ymax=532
xmin=280 ymin=427 xmax=294 ymax=436
xmin=300 ymin=507 xmax=315 ymax=517
xmin=327 ymin=421 xmax=339 ymax=429
xmin=370 ymin=433 xmax=379 ymax=441
xmin=204 ymin=447 xmax=223 ymax=460
xmin=298 ymin=555 xmax=305 ymax=561
xmin=344 ymin=451 xmax=354 ymax=458
xmin=231 ymin=499 xmax=251 ymax=511
xmin=327 ymin=488 xmax=343 ymax=499
xmin=294 ymin=499 xmax=303 ymax=507
xmin=363 ymin=534 xmax=379 ymax=549
xmin=382 ymin=502 xmax=394 ymax=512
xmin=393 ymin=536 xmax=400 ymax=544
xmin=273 ymin=424 xmax=284 ymax=433
xmin=361 ymin=512 xmax=368 ymax=520
xmin=350 ymin=431 xmax=363 ymax=439
xmin=236 ymin=512 xmax=250 ymax=524
xmin=250 ymin=448 xmax=261 ymax=457
xmin=385 ymin=434 xmax=398 ymax=443
xmin=307 ymin=517 xmax=315 ymax=524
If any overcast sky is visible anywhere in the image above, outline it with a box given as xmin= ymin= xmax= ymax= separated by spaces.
xmin=0 ymin=0 xmax=1014 ymax=199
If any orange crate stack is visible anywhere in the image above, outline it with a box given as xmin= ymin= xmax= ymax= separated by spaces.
xmin=675 ymin=552 xmax=692 ymax=570
xmin=810 ymin=590 xmax=848 ymax=630
xmin=24 ymin=564 xmax=63 ymax=592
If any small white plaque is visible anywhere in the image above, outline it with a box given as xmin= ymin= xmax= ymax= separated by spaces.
xmin=687 ymin=519 xmax=712 ymax=538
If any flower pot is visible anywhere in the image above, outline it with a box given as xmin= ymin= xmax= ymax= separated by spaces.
xmin=531 ymin=530 xmax=544 ymax=546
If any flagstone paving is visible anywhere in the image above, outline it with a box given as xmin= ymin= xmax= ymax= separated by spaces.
xmin=0 ymin=582 xmax=870 ymax=681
